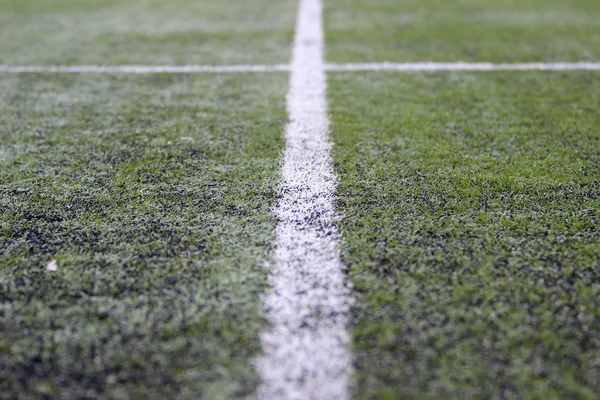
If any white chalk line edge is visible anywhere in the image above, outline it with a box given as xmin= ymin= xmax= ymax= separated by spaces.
xmin=254 ymin=0 xmax=352 ymax=398
xmin=327 ymin=62 xmax=600 ymax=71
xmin=0 ymin=65 xmax=290 ymax=73
xmin=1 ymin=62 xmax=600 ymax=73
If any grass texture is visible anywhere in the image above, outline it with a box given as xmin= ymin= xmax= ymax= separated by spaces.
xmin=325 ymin=0 xmax=600 ymax=63
xmin=329 ymin=71 xmax=600 ymax=399
xmin=0 ymin=73 xmax=287 ymax=399
xmin=0 ymin=0 xmax=297 ymax=65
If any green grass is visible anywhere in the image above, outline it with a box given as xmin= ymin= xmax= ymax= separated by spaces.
xmin=0 ymin=0 xmax=297 ymax=65
xmin=3 ymin=0 xmax=600 ymax=398
xmin=329 ymin=71 xmax=600 ymax=399
xmin=0 ymin=72 xmax=287 ymax=399
xmin=325 ymin=0 xmax=600 ymax=63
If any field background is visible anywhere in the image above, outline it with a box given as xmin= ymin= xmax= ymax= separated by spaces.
xmin=1 ymin=0 xmax=599 ymax=399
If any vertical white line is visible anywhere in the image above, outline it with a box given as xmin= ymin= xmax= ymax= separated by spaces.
xmin=255 ymin=0 xmax=352 ymax=399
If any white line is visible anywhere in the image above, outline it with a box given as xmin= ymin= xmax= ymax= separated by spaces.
xmin=2 ymin=62 xmax=600 ymax=74
xmin=325 ymin=62 xmax=600 ymax=71
xmin=0 ymin=65 xmax=290 ymax=73
xmin=255 ymin=0 xmax=352 ymax=399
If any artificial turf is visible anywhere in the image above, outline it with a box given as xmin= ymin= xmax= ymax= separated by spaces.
xmin=3 ymin=0 xmax=600 ymax=398
xmin=0 ymin=0 xmax=297 ymax=66
xmin=329 ymin=71 xmax=600 ymax=399
xmin=324 ymin=0 xmax=600 ymax=63
xmin=0 ymin=73 xmax=287 ymax=399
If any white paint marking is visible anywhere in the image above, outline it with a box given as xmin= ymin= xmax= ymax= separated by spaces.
xmin=255 ymin=0 xmax=352 ymax=399
xmin=0 ymin=65 xmax=289 ymax=73
xmin=325 ymin=62 xmax=600 ymax=71
xmin=2 ymin=62 xmax=600 ymax=74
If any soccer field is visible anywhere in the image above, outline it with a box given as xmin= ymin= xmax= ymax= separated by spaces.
xmin=1 ymin=0 xmax=599 ymax=399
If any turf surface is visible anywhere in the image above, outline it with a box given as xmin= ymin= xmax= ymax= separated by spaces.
xmin=3 ymin=0 xmax=600 ymax=398
xmin=0 ymin=0 xmax=297 ymax=65
xmin=325 ymin=0 xmax=600 ymax=63
xmin=0 ymin=73 xmax=287 ymax=399
xmin=329 ymin=71 xmax=600 ymax=399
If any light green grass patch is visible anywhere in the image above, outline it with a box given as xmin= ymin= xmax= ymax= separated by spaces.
xmin=0 ymin=72 xmax=287 ymax=399
xmin=329 ymin=71 xmax=600 ymax=399
xmin=0 ymin=0 xmax=297 ymax=65
xmin=325 ymin=0 xmax=600 ymax=63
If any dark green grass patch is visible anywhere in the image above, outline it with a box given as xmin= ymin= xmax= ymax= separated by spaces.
xmin=0 ymin=73 xmax=287 ymax=399
xmin=329 ymin=71 xmax=600 ymax=399
xmin=0 ymin=0 xmax=296 ymax=66
xmin=325 ymin=0 xmax=600 ymax=63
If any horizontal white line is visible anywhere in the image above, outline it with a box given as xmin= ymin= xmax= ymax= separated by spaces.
xmin=0 ymin=65 xmax=290 ymax=73
xmin=1 ymin=63 xmax=600 ymax=73
xmin=326 ymin=62 xmax=600 ymax=71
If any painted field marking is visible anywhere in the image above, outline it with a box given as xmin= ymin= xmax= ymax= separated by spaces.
xmin=0 ymin=65 xmax=290 ymax=73
xmin=254 ymin=0 xmax=352 ymax=399
xmin=2 ymin=62 xmax=600 ymax=73
xmin=326 ymin=62 xmax=600 ymax=71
